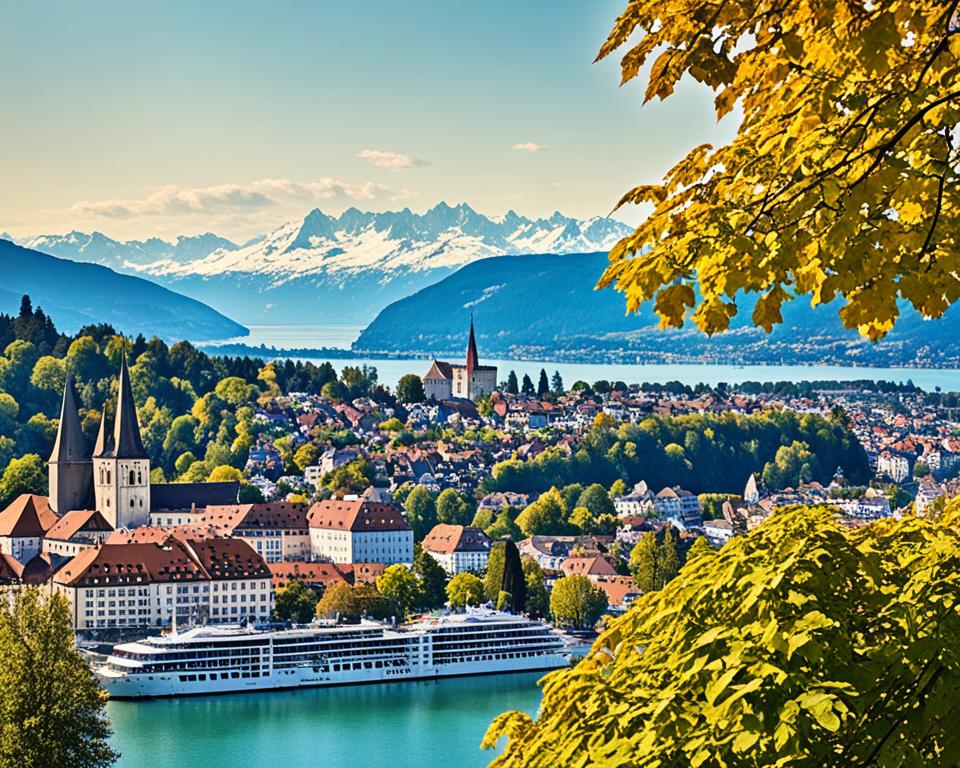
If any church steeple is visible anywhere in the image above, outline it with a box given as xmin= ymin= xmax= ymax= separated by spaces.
xmin=112 ymin=352 xmax=147 ymax=459
xmin=48 ymin=367 xmax=93 ymax=515
xmin=93 ymin=405 xmax=112 ymax=459
xmin=49 ymin=369 xmax=87 ymax=464
xmin=465 ymin=315 xmax=479 ymax=375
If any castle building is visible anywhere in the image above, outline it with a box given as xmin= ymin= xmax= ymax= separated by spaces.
xmin=423 ymin=318 xmax=497 ymax=401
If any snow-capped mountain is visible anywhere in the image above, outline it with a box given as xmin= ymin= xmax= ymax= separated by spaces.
xmin=20 ymin=231 xmax=239 ymax=271
xmin=15 ymin=203 xmax=632 ymax=325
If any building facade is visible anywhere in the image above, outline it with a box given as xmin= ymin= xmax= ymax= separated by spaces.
xmin=307 ymin=497 xmax=413 ymax=565
xmin=422 ymin=319 xmax=497 ymax=402
xmin=421 ymin=524 xmax=492 ymax=574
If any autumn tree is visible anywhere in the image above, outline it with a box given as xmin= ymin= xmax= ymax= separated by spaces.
xmin=447 ymin=573 xmax=486 ymax=609
xmin=376 ymin=565 xmax=422 ymax=619
xmin=0 ymin=589 xmax=117 ymax=767
xmin=596 ymin=1 xmax=960 ymax=341
xmin=487 ymin=506 xmax=960 ymax=766
xmin=315 ymin=582 xmax=359 ymax=622
xmin=549 ymin=574 xmax=608 ymax=630
xmin=629 ymin=530 xmax=659 ymax=593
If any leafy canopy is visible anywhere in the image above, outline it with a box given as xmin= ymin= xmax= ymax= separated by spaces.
xmin=487 ymin=505 xmax=960 ymax=766
xmin=597 ymin=1 xmax=960 ymax=340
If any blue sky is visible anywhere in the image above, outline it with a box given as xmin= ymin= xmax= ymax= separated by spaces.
xmin=0 ymin=0 xmax=732 ymax=240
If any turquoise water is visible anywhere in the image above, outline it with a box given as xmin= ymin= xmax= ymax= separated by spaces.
xmin=107 ymin=672 xmax=544 ymax=768
xmin=201 ymin=324 xmax=960 ymax=391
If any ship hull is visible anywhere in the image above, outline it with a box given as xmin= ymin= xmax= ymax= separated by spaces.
xmin=99 ymin=652 xmax=569 ymax=699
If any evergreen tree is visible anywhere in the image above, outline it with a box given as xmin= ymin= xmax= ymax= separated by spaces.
xmin=551 ymin=370 xmax=564 ymax=395
xmin=522 ymin=558 xmax=548 ymax=618
xmin=0 ymin=589 xmax=117 ymax=767
xmin=629 ymin=531 xmax=659 ymax=593
xmin=656 ymin=527 xmax=681 ymax=586
xmin=413 ymin=543 xmax=448 ymax=609
xmin=500 ymin=540 xmax=527 ymax=613
xmin=505 ymin=370 xmax=519 ymax=394
xmin=521 ymin=374 xmax=535 ymax=396
xmin=484 ymin=543 xmax=506 ymax=602
xmin=537 ymin=368 xmax=550 ymax=397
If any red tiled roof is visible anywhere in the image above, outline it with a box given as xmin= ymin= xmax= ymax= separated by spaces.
xmin=202 ymin=503 xmax=309 ymax=533
xmin=561 ymin=556 xmax=618 ymax=578
xmin=422 ymin=524 xmax=491 ymax=554
xmin=45 ymin=510 xmax=113 ymax=541
xmin=307 ymin=499 xmax=411 ymax=533
xmin=0 ymin=495 xmax=58 ymax=538
xmin=268 ymin=561 xmax=348 ymax=589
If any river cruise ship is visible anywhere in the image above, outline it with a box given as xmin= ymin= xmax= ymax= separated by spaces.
xmin=95 ymin=610 xmax=570 ymax=698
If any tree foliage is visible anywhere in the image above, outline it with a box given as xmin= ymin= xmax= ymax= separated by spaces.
xmin=273 ymin=581 xmax=317 ymax=624
xmin=0 ymin=589 xmax=117 ymax=768
xmin=548 ymin=574 xmax=608 ymax=630
xmin=413 ymin=543 xmax=449 ymax=609
xmin=597 ymin=1 xmax=960 ymax=341
xmin=376 ymin=565 xmax=422 ymax=619
xmin=447 ymin=572 xmax=486 ymax=609
xmin=488 ymin=505 xmax=960 ymax=766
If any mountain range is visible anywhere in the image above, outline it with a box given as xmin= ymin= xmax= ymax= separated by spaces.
xmin=14 ymin=204 xmax=632 ymax=325
xmin=354 ymin=252 xmax=956 ymax=367
xmin=0 ymin=239 xmax=247 ymax=341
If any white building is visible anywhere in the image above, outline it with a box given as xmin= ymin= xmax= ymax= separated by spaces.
xmin=876 ymin=451 xmax=911 ymax=483
xmin=422 ymin=319 xmax=497 ymax=402
xmin=0 ymin=494 xmax=58 ymax=562
xmin=421 ymin=524 xmax=492 ymax=574
xmin=52 ymin=537 xmax=273 ymax=630
xmin=307 ymin=497 xmax=413 ymax=565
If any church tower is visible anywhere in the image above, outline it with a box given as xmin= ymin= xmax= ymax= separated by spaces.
xmin=48 ymin=369 xmax=93 ymax=515
xmin=93 ymin=354 xmax=151 ymax=529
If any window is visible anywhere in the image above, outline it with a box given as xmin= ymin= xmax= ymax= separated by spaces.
xmin=129 ymin=470 xmax=136 ymax=484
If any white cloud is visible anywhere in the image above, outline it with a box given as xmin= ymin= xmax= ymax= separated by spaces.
xmin=512 ymin=142 xmax=548 ymax=152
xmin=356 ymin=149 xmax=429 ymax=170
xmin=70 ymin=178 xmax=399 ymax=219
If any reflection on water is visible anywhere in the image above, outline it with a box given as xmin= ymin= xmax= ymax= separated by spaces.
xmin=108 ymin=672 xmax=544 ymax=768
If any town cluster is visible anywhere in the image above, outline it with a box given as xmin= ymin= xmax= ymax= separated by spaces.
xmin=0 ymin=321 xmax=955 ymax=635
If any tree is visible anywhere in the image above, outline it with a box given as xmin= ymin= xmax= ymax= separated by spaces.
xmin=396 ymin=373 xmax=425 ymax=403
xmin=516 ymin=487 xmax=567 ymax=537
xmin=484 ymin=542 xmax=506 ymax=603
xmin=521 ymin=374 xmax=535 ymax=397
xmin=505 ymin=371 xmax=519 ymax=395
xmin=436 ymin=488 xmax=471 ymax=526
xmin=686 ymin=535 xmax=714 ymax=563
xmin=293 ymin=442 xmax=319 ymax=473
xmin=485 ymin=509 xmax=522 ymax=540
xmin=273 ymin=581 xmax=318 ymax=624
xmin=577 ymin=482 xmax=617 ymax=519
xmin=550 ymin=370 xmax=564 ymax=395
xmin=208 ymin=465 xmax=242 ymax=483
xmin=446 ymin=573 xmax=486 ymax=609
xmin=762 ymin=440 xmax=822 ymax=490
xmin=322 ymin=458 xmax=374 ymax=495
xmin=656 ymin=526 xmax=680 ymax=586
xmin=404 ymin=486 xmax=437 ymax=541
xmin=595 ymin=1 xmax=960 ymax=342
xmin=629 ymin=531 xmax=659 ymax=594
xmin=376 ymin=565 xmax=421 ymax=619
xmin=315 ymin=582 xmax=360 ymax=622
xmin=500 ymin=540 xmax=527 ymax=614
xmin=413 ymin=543 xmax=448 ymax=609
xmin=537 ymin=369 xmax=550 ymax=397
xmin=486 ymin=506 xmax=960 ymax=766
xmin=568 ymin=506 xmax=593 ymax=533
xmin=914 ymin=460 xmax=931 ymax=479
xmin=0 ymin=589 xmax=117 ymax=767
xmin=549 ymin=574 xmax=608 ymax=630
xmin=0 ymin=454 xmax=47 ymax=507
xmin=522 ymin=558 xmax=548 ymax=619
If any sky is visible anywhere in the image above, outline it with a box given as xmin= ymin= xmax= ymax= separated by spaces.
xmin=0 ymin=1 xmax=734 ymax=242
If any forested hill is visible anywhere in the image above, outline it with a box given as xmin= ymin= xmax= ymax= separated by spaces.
xmin=0 ymin=239 xmax=247 ymax=342
xmin=353 ymin=252 xmax=958 ymax=367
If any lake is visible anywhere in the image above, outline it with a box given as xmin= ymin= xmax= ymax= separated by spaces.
xmin=202 ymin=325 xmax=960 ymax=392
xmin=107 ymin=672 xmax=543 ymax=768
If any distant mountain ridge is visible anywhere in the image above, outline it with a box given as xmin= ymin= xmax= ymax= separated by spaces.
xmin=0 ymin=239 xmax=247 ymax=341
xmin=354 ymin=252 xmax=957 ymax=367
xmin=12 ymin=204 xmax=632 ymax=324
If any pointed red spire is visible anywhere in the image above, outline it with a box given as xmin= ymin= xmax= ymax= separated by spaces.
xmin=466 ymin=316 xmax=479 ymax=374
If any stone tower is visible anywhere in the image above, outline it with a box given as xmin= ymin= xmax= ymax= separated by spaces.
xmin=48 ymin=369 xmax=93 ymax=515
xmin=93 ymin=354 xmax=151 ymax=529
